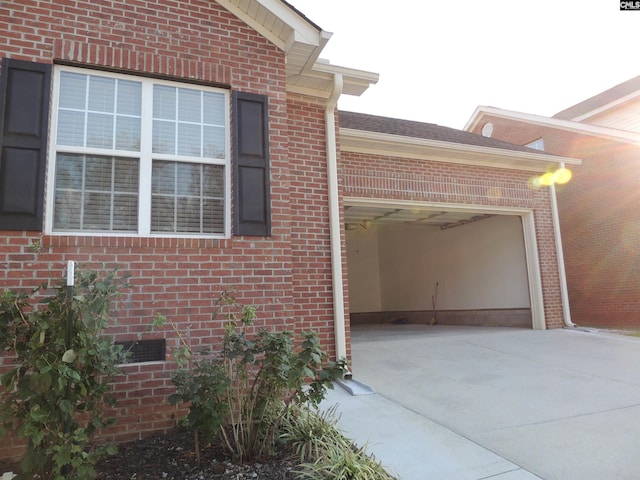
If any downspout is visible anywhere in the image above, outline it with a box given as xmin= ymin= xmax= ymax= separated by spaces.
xmin=550 ymin=163 xmax=575 ymax=327
xmin=325 ymin=73 xmax=349 ymax=362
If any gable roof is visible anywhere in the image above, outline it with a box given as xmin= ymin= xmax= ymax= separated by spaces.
xmin=339 ymin=111 xmax=579 ymax=172
xmin=553 ymin=75 xmax=640 ymax=121
xmin=216 ymin=0 xmax=378 ymax=98
xmin=465 ymin=106 xmax=640 ymax=145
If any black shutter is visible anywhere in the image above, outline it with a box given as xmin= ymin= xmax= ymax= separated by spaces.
xmin=0 ymin=58 xmax=51 ymax=231
xmin=232 ymin=91 xmax=271 ymax=236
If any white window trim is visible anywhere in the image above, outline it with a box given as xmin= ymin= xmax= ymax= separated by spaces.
xmin=45 ymin=65 xmax=232 ymax=239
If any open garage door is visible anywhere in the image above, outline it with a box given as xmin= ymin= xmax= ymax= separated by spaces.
xmin=344 ymin=201 xmax=545 ymax=329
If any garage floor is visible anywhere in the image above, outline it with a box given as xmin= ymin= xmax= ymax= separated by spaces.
xmin=321 ymin=325 xmax=640 ymax=480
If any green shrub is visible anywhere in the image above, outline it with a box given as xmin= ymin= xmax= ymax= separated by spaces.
xmin=0 ymin=268 xmax=129 ymax=479
xmin=279 ymin=404 xmax=348 ymax=464
xmin=160 ymin=289 xmax=347 ymax=463
xmin=295 ymin=442 xmax=397 ymax=480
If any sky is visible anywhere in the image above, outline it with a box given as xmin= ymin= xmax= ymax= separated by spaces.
xmin=287 ymin=0 xmax=639 ymax=129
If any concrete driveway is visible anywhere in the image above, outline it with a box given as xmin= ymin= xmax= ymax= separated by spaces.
xmin=321 ymin=325 xmax=640 ymax=480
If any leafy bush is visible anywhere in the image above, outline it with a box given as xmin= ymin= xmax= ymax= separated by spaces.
xmin=0 ymin=268 xmax=129 ymax=479
xmin=160 ymin=290 xmax=347 ymax=463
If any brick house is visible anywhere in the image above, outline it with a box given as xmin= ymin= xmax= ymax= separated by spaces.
xmin=465 ymin=76 xmax=640 ymax=328
xmin=1 ymin=0 xmax=578 ymax=456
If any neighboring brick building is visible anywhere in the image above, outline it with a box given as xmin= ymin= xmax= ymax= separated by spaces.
xmin=1 ymin=0 xmax=577 ymax=457
xmin=465 ymin=77 xmax=640 ymax=328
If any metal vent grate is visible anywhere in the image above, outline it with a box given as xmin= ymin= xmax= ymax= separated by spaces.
xmin=117 ymin=339 xmax=166 ymax=363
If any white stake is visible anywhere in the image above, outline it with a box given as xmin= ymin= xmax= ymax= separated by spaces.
xmin=66 ymin=260 xmax=75 ymax=287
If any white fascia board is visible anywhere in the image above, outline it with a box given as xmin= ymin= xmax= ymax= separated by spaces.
xmin=464 ymin=106 xmax=640 ymax=145
xmin=216 ymin=0 xmax=326 ymax=51
xmin=570 ymin=90 xmax=640 ymax=122
xmin=256 ymin=0 xmax=328 ymax=46
xmin=287 ymin=61 xmax=379 ymax=99
xmin=313 ymin=61 xmax=380 ymax=91
xmin=340 ymin=128 xmax=581 ymax=172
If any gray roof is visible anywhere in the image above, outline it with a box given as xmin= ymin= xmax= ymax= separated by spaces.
xmin=553 ymin=75 xmax=640 ymax=121
xmin=338 ymin=111 xmax=546 ymax=155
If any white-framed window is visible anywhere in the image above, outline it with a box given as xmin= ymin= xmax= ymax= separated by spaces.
xmin=46 ymin=66 xmax=231 ymax=237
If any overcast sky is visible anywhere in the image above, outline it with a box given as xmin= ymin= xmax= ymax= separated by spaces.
xmin=288 ymin=0 xmax=638 ymax=129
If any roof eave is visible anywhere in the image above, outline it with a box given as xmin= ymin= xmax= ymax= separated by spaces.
xmin=340 ymin=128 xmax=581 ymax=172
xmin=216 ymin=0 xmax=378 ymax=98
xmin=287 ymin=60 xmax=379 ymax=98
xmin=465 ymin=106 xmax=640 ymax=144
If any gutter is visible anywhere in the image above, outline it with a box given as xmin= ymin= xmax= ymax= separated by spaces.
xmin=549 ymin=167 xmax=575 ymax=328
xmin=324 ymin=73 xmax=349 ymax=363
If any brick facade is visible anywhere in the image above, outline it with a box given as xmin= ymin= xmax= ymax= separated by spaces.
xmin=0 ymin=0 xmax=340 ymax=457
xmin=469 ymin=116 xmax=640 ymax=328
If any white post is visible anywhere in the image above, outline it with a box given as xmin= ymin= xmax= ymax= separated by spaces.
xmin=66 ymin=260 xmax=75 ymax=287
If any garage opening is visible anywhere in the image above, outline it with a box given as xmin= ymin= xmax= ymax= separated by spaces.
xmin=345 ymin=203 xmax=540 ymax=329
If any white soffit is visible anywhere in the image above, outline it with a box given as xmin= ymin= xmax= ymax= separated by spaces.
xmin=216 ymin=0 xmax=378 ymax=98
xmin=464 ymin=106 xmax=640 ymax=145
xmin=216 ymin=0 xmax=327 ymax=76
xmin=340 ymin=128 xmax=580 ymax=172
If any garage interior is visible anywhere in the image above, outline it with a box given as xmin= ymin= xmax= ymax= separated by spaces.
xmin=345 ymin=204 xmax=533 ymax=328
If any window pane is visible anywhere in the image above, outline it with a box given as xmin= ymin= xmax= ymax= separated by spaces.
xmin=117 ymin=80 xmax=141 ymax=115
xmin=203 ymin=164 xmax=224 ymax=197
xmin=57 ymin=110 xmax=85 ymax=146
xmin=203 ymin=125 xmax=225 ymax=159
xmin=177 ymin=123 xmax=201 ymax=156
xmin=114 ymin=158 xmax=139 ymax=192
xmin=203 ymin=198 xmax=224 ymax=233
xmin=203 ymin=92 xmax=225 ymax=125
xmin=55 ymin=154 xmax=84 ymax=190
xmin=178 ymin=89 xmax=200 ymax=122
xmin=152 ymin=160 xmax=175 ymax=194
xmin=54 ymin=190 xmax=81 ymax=230
xmin=53 ymin=153 xmax=138 ymax=232
xmin=87 ymin=112 xmax=114 ymax=148
xmin=153 ymin=85 xmax=175 ymax=120
xmin=88 ymin=76 xmax=115 ymax=113
xmin=176 ymin=162 xmax=200 ymax=195
xmin=85 ymin=155 xmax=112 ymax=191
xmin=116 ymin=115 xmax=141 ymax=151
xmin=153 ymin=120 xmax=175 ymax=154
xmin=84 ymin=192 xmax=111 ymax=230
xmin=113 ymin=194 xmax=138 ymax=230
xmin=151 ymin=196 xmax=175 ymax=232
xmin=176 ymin=197 xmax=200 ymax=232
xmin=151 ymin=160 xmax=224 ymax=234
xmin=59 ymin=72 xmax=86 ymax=109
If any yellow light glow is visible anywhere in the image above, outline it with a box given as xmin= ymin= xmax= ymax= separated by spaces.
xmin=553 ymin=167 xmax=572 ymax=184
xmin=539 ymin=172 xmax=555 ymax=186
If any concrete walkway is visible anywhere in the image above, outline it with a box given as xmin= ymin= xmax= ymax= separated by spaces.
xmin=320 ymin=325 xmax=640 ymax=480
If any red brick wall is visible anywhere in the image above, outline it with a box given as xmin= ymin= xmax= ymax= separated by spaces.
xmin=470 ymin=116 xmax=640 ymax=328
xmin=339 ymin=150 xmax=566 ymax=329
xmin=287 ymin=96 xmax=351 ymax=360
xmin=0 ymin=0 xmax=339 ymax=458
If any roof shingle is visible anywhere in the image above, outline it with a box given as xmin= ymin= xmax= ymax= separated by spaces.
xmin=338 ymin=111 xmax=545 ymax=155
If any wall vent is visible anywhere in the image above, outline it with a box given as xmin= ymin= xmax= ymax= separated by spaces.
xmin=117 ymin=339 xmax=166 ymax=363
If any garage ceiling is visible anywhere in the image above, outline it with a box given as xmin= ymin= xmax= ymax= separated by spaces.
xmin=344 ymin=205 xmax=494 ymax=230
